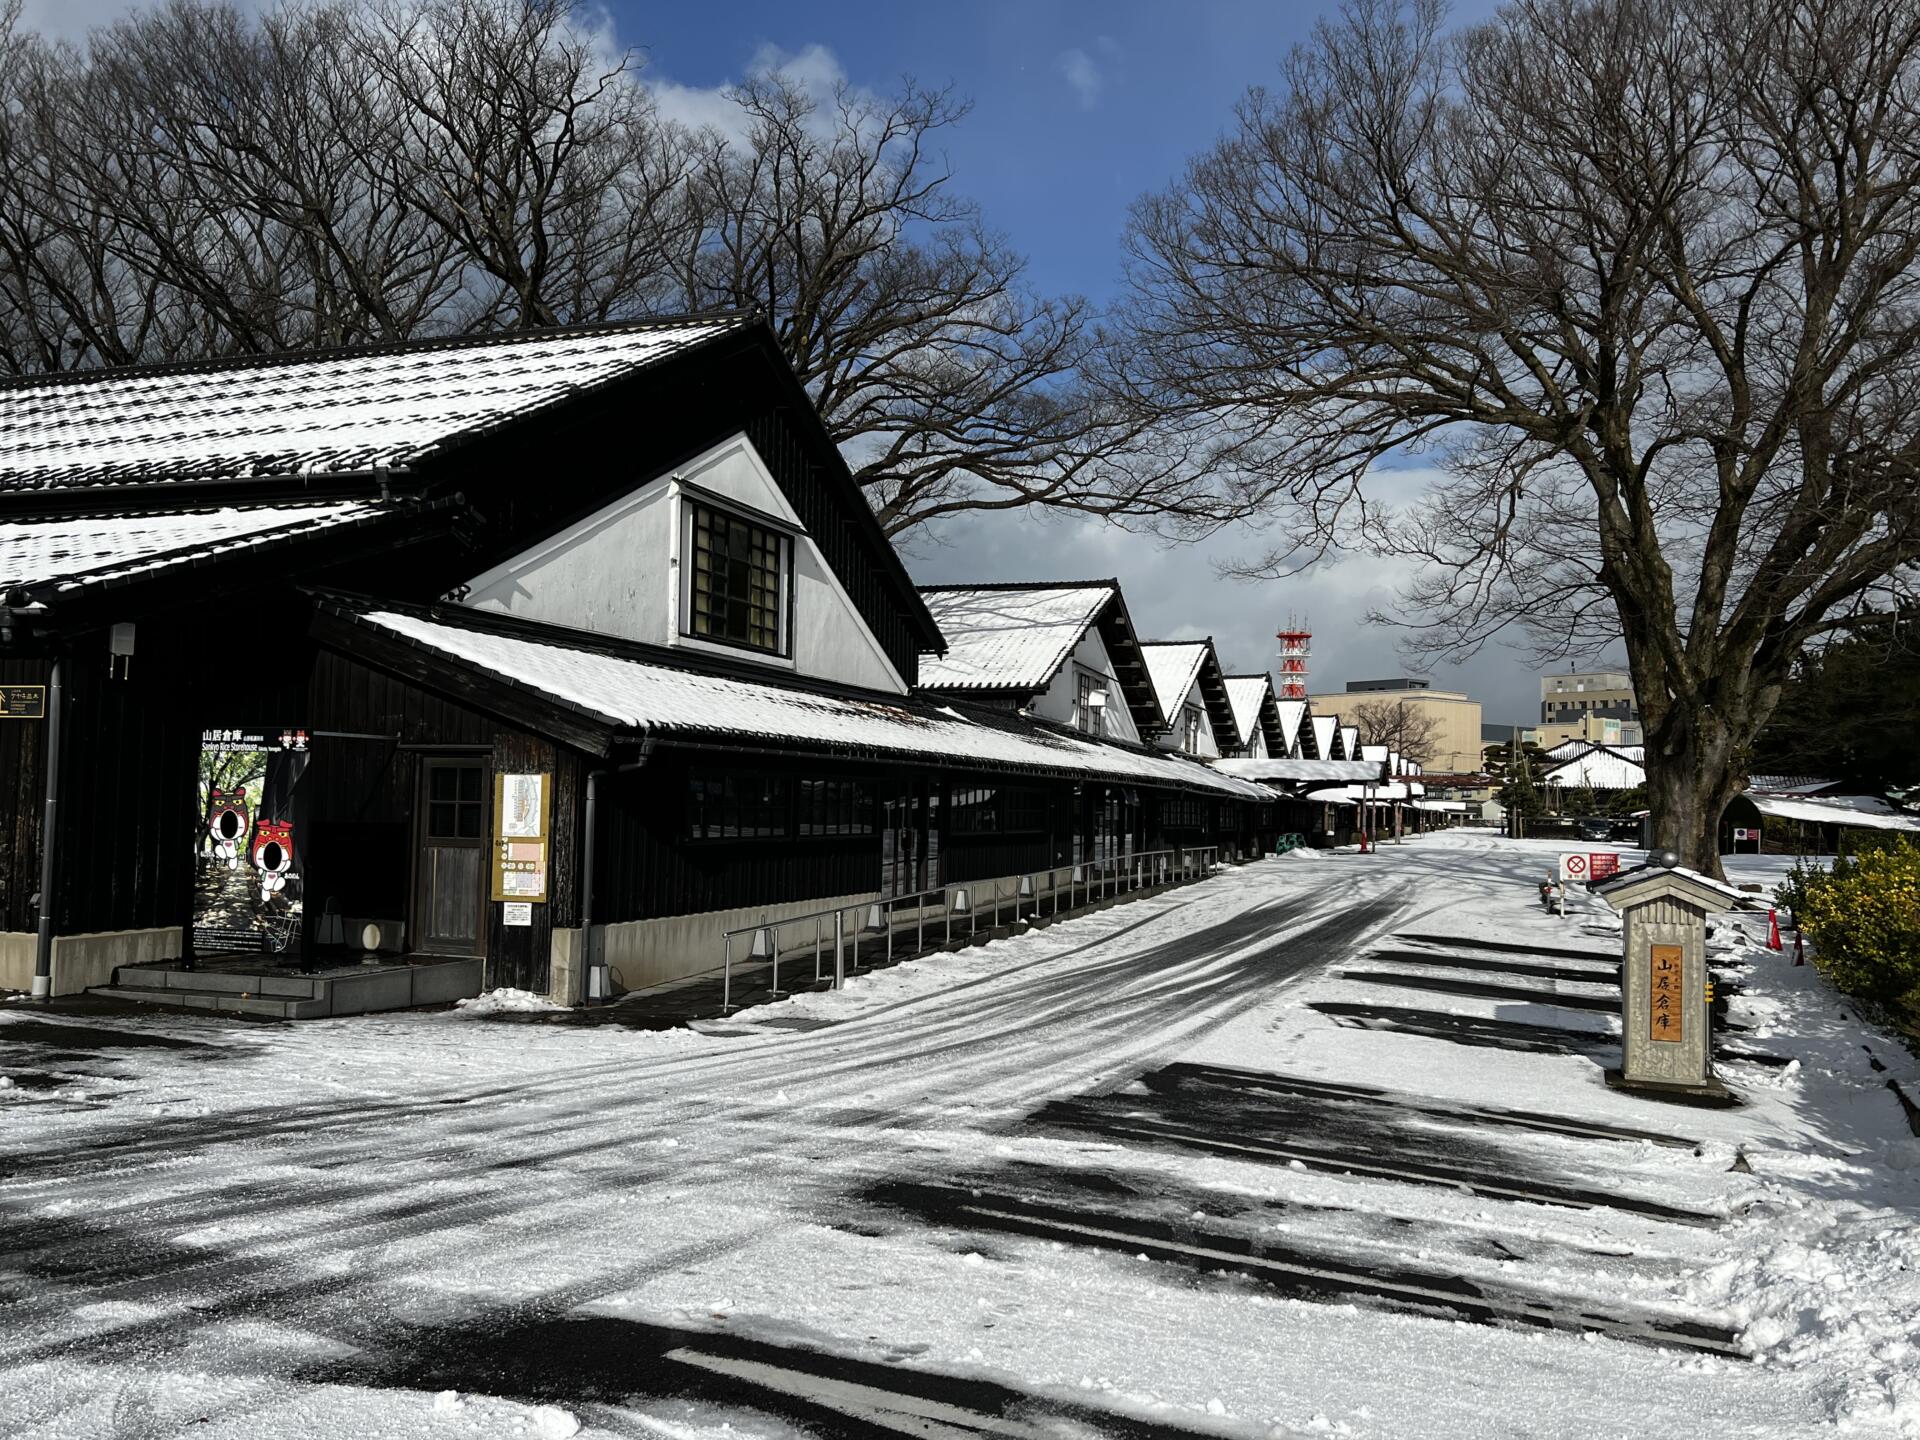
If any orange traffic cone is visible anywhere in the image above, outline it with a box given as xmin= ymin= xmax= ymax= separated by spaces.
xmin=1767 ymin=909 xmax=1782 ymax=951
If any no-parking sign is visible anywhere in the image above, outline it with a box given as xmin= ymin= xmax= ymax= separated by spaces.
xmin=1559 ymin=853 xmax=1589 ymax=882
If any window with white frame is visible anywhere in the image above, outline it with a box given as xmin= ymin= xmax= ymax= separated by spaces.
xmin=684 ymin=498 xmax=790 ymax=655
xmin=1182 ymin=705 xmax=1203 ymax=754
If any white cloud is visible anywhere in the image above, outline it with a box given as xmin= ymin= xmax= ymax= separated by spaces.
xmin=905 ymin=503 xmax=1547 ymax=728
xmin=646 ymin=41 xmax=853 ymax=142
xmin=1055 ymin=36 xmax=1121 ymax=111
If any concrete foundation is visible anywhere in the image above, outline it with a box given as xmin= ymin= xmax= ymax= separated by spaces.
xmin=598 ymin=890 xmax=882 ymax=993
xmin=548 ymin=926 xmax=585 ymax=1006
xmin=0 ymin=926 xmax=183 ymax=997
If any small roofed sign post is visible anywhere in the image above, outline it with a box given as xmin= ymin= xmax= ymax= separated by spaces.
xmin=1598 ymin=853 xmax=1738 ymax=1105
xmin=1555 ymin=852 xmax=1587 ymax=915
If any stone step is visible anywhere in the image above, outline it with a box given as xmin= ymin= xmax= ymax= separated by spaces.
xmin=110 ymin=965 xmax=318 ymax=998
xmin=90 ymin=955 xmax=484 ymax=1019
xmin=90 ymin=984 xmax=329 ymax=1020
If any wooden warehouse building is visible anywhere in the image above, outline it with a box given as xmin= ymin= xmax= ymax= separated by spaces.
xmin=0 ymin=316 xmax=1273 ymax=1007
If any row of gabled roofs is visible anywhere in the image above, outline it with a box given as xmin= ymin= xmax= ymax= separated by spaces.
xmin=0 ymin=315 xmax=1406 ymax=798
xmin=916 ymin=579 xmax=1414 ymax=789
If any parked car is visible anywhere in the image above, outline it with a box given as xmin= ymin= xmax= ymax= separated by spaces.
xmin=1575 ymin=817 xmax=1613 ymax=843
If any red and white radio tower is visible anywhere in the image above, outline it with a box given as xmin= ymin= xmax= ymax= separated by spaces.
xmin=1276 ymin=616 xmax=1311 ymax=700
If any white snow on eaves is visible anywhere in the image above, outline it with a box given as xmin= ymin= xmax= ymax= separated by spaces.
xmin=1274 ymin=699 xmax=1307 ymax=756
xmin=1222 ymin=675 xmax=1272 ymax=748
xmin=1211 ymin=757 xmax=1382 ymax=783
xmin=0 ymin=501 xmax=387 ymax=590
xmin=1543 ymin=748 xmax=1647 ymax=791
xmin=1139 ymin=641 xmax=1208 ymax=722
xmin=1746 ymin=792 xmax=1920 ymax=833
xmin=917 ymin=584 xmax=1114 ymax=693
xmin=0 ymin=320 xmax=739 ymax=490
xmin=360 ymin=608 xmax=1273 ymax=800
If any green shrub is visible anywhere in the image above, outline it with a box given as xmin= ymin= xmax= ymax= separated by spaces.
xmin=1794 ymin=837 xmax=1920 ymax=1004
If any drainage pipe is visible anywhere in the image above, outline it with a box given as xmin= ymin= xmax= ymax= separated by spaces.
xmin=30 ymin=654 xmax=64 ymax=1001
xmin=579 ymin=731 xmax=652 ymax=1005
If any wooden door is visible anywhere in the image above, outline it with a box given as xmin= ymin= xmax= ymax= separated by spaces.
xmin=413 ymin=756 xmax=486 ymax=956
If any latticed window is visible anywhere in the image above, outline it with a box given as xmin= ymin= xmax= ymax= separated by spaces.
xmin=688 ymin=501 xmax=787 ymax=654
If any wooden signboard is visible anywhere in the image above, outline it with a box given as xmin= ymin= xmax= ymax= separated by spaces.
xmin=492 ymin=772 xmax=552 ymax=903
xmin=0 ymin=685 xmax=46 ymax=719
xmin=1649 ymin=942 xmax=1684 ymax=1043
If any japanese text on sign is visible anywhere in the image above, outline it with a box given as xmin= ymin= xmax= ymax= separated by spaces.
xmin=0 ymin=685 xmax=46 ymax=719
xmin=492 ymin=772 xmax=552 ymax=903
xmin=1649 ymin=942 xmax=1684 ymax=1043
xmin=1588 ymin=852 xmax=1620 ymax=881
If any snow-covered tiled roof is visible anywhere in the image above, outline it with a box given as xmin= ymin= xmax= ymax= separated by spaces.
xmin=1275 ymin=700 xmax=1306 ymax=756
xmin=2 ymin=501 xmax=391 ymax=593
xmin=1748 ymin=774 xmax=1839 ymax=795
xmin=1211 ymin=758 xmax=1383 ymax=783
xmin=917 ymin=584 xmax=1113 ymax=692
xmin=0 ymin=318 xmax=743 ymax=492
xmin=1140 ymin=641 xmax=1208 ymax=720
xmin=1222 ymin=675 xmax=1272 ymax=747
xmin=1304 ymin=781 xmax=1424 ymax=803
xmin=1747 ymin=793 xmax=1920 ymax=833
xmin=1309 ymin=716 xmax=1336 ymax=758
xmin=1542 ymin=747 xmax=1646 ymax=790
xmin=351 ymin=606 xmax=1273 ymax=799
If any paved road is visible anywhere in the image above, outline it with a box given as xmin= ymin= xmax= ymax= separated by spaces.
xmin=0 ymin=856 xmax=1414 ymax=1439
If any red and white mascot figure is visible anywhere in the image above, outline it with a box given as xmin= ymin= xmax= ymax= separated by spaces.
xmin=207 ymin=788 xmax=250 ymax=870
xmin=251 ymin=820 xmax=296 ymax=903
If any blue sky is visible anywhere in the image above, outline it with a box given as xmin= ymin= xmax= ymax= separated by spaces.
xmin=612 ymin=0 xmax=1541 ymax=724
xmin=20 ymin=0 xmax=1541 ymax=725
xmin=620 ymin=3 xmax=1344 ymax=305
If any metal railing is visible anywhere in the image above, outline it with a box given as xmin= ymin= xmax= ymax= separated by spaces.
xmin=717 ymin=845 xmax=1221 ymax=1011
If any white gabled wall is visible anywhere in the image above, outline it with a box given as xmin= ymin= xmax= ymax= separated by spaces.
xmin=457 ymin=433 xmax=906 ymax=695
xmin=1027 ymin=630 xmax=1142 ymax=744
xmin=1153 ymin=674 xmax=1222 ymax=758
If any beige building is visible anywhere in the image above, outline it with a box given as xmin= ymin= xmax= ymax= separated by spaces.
xmin=1309 ymin=681 xmax=1484 ymax=775
xmin=1536 ymin=711 xmax=1638 ymax=750
xmin=1540 ymin=669 xmax=1639 ymax=732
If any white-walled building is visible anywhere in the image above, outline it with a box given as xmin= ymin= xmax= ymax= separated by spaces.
xmin=1140 ymin=639 xmax=1239 ymax=759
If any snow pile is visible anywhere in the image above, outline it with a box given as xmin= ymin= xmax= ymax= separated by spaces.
xmin=448 ymin=987 xmax=567 ymax=1017
xmin=1693 ymin=1148 xmax=1920 ymax=1430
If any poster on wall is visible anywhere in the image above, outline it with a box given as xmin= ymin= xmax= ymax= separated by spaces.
xmin=193 ymin=728 xmax=311 ymax=956
xmin=493 ymin=771 xmax=551 ymax=902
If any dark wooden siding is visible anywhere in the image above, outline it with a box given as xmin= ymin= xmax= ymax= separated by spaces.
xmin=594 ymin=751 xmax=885 ymax=923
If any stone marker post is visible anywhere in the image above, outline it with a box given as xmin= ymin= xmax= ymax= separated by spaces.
xmin=1596 ymin=858 xmax=1737 ymax=1105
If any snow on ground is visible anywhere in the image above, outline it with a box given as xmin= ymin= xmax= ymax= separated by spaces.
xmin=1 ymin=834 xmax=1916 ymax=1438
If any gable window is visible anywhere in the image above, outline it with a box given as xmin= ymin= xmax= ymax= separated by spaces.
xmin=686 ymin=499 xmax=789 ymax=655
xmin=1182 ymin=705 xmax=1203 ymax=754
xmin=1075 ymin=669 xmax=1107 ymax=735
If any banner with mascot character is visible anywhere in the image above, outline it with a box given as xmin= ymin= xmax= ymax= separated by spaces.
xmin=193 ymin=728 xmax=311 ymax=956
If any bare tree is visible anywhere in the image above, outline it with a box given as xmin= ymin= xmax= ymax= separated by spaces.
xmin=1348 ymin=699 xmax=1443 ymax=770
xmin=0 ymin=0 xmax=1263 ymax=539
xmin=1119 ymin=0 xmax=1920 ymax=873
xmin=665 ymin=69 xmax=1254 ymax=536
xmin=352 ymin=0 xmax=695 ymax=329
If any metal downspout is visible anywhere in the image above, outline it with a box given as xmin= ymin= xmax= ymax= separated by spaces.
xmin=579 ymin=728 xmax=652 ymax=1005
xmin=30 ymin=655 xmax=64 ymax=1001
